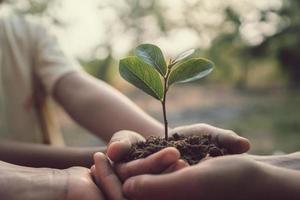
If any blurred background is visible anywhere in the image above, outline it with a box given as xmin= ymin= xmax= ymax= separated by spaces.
xmin=2 ymin=0 xmax=300 ymax=154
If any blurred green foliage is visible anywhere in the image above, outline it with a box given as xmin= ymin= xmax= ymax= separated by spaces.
xmin=6 ymin=0 xmax=299 ymax=153
xmin=12 ymin=0 xmax=300 ymax=89
xmin=253 ymin=0 xmax=300 ymax=89
xmin=80 ymin=55 xmax=115 ymax=83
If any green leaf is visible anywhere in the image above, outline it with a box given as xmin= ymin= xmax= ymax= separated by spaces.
xmin=168 ymin=58 xmax=214 ymax=85
xmin=170 ymin=49 xmax=203 ymax=68
xmin=119 ymin=56 xmax=163 ymax=100
xmin=173 ymin=49 xmax=196 ymax=63
xmin=135 ymin=44 xmax=167 ymax=76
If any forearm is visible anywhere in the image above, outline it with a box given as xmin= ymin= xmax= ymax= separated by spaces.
xmin=249 ymin=151 xmax=300 ymax=170
xmin=0 ymin=140 xmax=105 ymax=168
xmin=0 ymin=161 xmax=67 ymax=200
xmin=54 ymin=72 xmax=164 ymax=142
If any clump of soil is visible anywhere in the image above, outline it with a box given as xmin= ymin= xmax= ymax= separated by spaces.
xmin=123 ymin=133 xmax=228 ymax=165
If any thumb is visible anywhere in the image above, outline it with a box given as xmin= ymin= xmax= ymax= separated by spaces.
xmin=107 ymin=130 xmax=145 ymax=162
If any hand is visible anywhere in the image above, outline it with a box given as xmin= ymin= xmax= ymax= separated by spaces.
xmin=91 ymin=149 xmax=186 ymax=200
xmin=64 ymin=167 xmax=106 ymax=200
xmin=107 ymin=124 xmax=250 ymax=163
xmin=0 ymin=160 xmax=105 ymax=200
xmin=122 ymin=155 xmax=262 ymax=200
xmin=122 ymin=154 xmax=300 ymax=200
xmin=170 ymin=124 xmax=250 ymax=154
xmin=93 ymin=125 xmax=250 ymax=199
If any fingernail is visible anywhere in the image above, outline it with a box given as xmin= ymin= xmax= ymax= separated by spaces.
xmin=93 ymin=152 xmax=106 ymax=163
xmin=237 ymin=137 xmax=251 ymax=152
xmin=179 ymin=159 xmax=189 ymax=166
xmin=94 ymin=152 xmax=105 ymax=158
xmin=107 ymin=140 xmax=131 ymax=162
xmin=162 ymin=148 xmax=180 ymax=165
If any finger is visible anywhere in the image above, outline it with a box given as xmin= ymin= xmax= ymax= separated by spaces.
xmin=123 ymin=168 xmax=198 ymax=200
xmin=90 ymin=164 xmax=100 ymax=185
xmin=124 ymin=174 xmax=174 ymax=200
xmin=213 ymin=130 xmax=250 ymax=154
xmin=107 ymin=130 xmax=145 ymax=162
xmin=162 ymin=159 xmax=189 ymax=173
xmin=171 ymin=124 xmax=250 ymax=154
xmin=116 ymin=147 xmax=180 ymax=181
xmin=90 ymin=165 xmax=96 ymax=176
xmin=93 ymin=152 xmax=126 ymax=200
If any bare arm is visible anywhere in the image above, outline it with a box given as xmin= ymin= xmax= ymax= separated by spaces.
xmin=0 ymin=71 xmax=163 ymax=168
xmin=249 ymin=151 xmax=300 ymax=170
xmin=53 ymin=71 xmax=164 ymax=142
xmin=0 ymin=161 xmax=67 ymax=200
xmin=0 ymin=140 xmax=104 ymax=169
xmin=0 ymin=161 xmax=105 ymax=200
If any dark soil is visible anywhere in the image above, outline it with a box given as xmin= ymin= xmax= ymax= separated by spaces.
xmin=123 ymin=133 xmax=228 ymax=165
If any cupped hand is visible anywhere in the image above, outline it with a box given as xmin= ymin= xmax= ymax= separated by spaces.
xmin=170 ymin=124 xmax=250 ymax=154
xmin=122 ymin=155 xmax=262 ymax=200
xmin=107 ymin=124 xmax=250 ymax=164
xmin=93 ymin=125 xmax=250 ymax=199
xmin=91 ymin=149 xmax=187 ymax=200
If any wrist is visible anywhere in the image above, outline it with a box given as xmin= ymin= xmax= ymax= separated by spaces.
xmin=43 ymin=168 xmax=69 ymax=200
xmin=0 ymin=165 xmax=68 ymax=200
xmin=249 ymin=154 xmax=300 ymax=171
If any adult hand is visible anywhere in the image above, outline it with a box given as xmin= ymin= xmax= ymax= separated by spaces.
xmin=122 ymin=155 xmax=259 ymax=200
xmin=170 ymin=124 xmax=250 ymax=154
xmin=64 ymin=167 xmax=106 ymax=200
xmin=0 ymin=160 xmax=105 ymax=200
xmin=107 ymin=124 xmax=250 ymax=163
xmin=94 ymin=125 xmax=250 ymax=199
xmin=122 ymin=154 xmax=300 ymax=200
xmin=105 ymin=124 xmax=250 ymax=184
xmin=91 ymin=149 xmax=187 ymax=200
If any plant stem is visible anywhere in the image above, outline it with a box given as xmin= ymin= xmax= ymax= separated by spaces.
xmin=162 ymin=68 xmax=171 ymax=140
xmin=162 ymin=93 xmax=168 ymax=140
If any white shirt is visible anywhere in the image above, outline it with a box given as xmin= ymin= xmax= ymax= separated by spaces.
xmin=0 ymin=13 xmax=79 ymax=143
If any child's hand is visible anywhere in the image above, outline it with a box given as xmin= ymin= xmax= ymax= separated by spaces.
xmin=107 ymin=124 xmax=250 ymax=164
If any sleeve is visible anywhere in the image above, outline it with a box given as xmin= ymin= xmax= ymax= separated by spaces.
xmin=30 ymin=18 xmax=81 ymax=94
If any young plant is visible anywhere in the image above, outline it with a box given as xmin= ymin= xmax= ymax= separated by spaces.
xmin=119 ymin=44 xmax=214 ymax=140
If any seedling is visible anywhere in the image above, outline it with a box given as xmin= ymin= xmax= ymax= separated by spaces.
xmin=119 ymin=44 xmax=214 ymax=140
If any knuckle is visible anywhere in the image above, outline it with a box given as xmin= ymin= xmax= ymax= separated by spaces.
xmin=110 ymin=130 xmax=144 ymax=144
xmin=225 ymin=130 xmax=238 ymax=137
xmin=197 ymin=123 xmax=214 ymax=132
xmin=128 ymin=132 xmax=145 ymax=143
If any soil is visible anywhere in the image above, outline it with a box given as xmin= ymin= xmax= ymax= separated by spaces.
xmin=123 ymin=133 xmax=228 ymax=165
